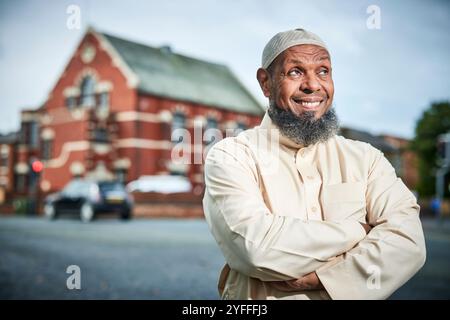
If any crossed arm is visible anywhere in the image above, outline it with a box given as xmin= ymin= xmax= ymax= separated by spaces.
xmin=268 ymin=222 xmax=372 ymax=292
xmin=203 ymin=143 xmax=426 ymax=299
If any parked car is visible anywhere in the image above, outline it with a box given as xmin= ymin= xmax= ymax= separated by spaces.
xmin=126 ymin=175 xmax=192 ymax=194
xmin=44 ymin=179 xmax=133 ymax=222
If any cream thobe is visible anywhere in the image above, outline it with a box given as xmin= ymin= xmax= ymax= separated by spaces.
xmin=202 ymin=113 xmax=426 ymax=300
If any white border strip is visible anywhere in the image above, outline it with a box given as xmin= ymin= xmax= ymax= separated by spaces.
xmin=46 ymin=141 xmax=90 ymax=168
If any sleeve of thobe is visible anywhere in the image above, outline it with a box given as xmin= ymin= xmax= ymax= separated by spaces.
xmin=316 ymin=145 xmax=426 ymax=299
xmin=203 ymin=139 xmax=367 ymax=281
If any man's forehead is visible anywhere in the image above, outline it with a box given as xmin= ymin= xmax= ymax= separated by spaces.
xmin=284 ymin=45 xmax=330 ymax=60
xmin=272 ymin=45 xmax=330 ymax=66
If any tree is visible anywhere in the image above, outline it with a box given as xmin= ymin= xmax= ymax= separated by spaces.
xmin=411 ymin=101 xmax=450 ymax=197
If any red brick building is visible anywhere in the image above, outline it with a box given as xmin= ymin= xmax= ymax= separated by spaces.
xmin=0 ymin=132 xmax=17 ymax=205
xmin=340 ymin=127 xmax=419 ymax=190
xmin=0 ymin=27 xmax=420 ymax=213
xmin=0 ymin=109 xmax=42 ymax=206
xmin=3 ymin=27 xmax=264 ymax=203
xmin=381 ymin=135 xmax=419 ymax=190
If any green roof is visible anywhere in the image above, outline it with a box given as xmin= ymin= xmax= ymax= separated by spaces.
xmin=101 ymin=33 xmax=264 ymax=115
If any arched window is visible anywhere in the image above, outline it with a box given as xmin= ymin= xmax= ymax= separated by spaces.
xmin=171 ymin=112 xmax=186 ymax=143
xmin=80 ymin=76 xmax=96 ymax=107
xmin=204 ymin=117 xmax=219 ymax=145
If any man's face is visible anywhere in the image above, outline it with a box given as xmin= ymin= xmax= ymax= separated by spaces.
xmin=258 ymin=44 xmax=334 ymax=119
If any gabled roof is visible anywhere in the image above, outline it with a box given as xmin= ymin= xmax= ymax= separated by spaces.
xmin=99 ymin=31 xmax=264 ymax=115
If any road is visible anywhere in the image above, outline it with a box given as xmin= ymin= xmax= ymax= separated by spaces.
xmin=0 ymin=215 xmax=449 ymax=299
xmin=0 ymin=216 xmax=223 ymax=299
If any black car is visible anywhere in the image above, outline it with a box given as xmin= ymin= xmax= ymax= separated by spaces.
xmin=44 ymin=179 xmax=133 ymax=222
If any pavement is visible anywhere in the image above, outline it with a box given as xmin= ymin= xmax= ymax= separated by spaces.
xmin=0 ymin=215 xmax=224 ymax=299
xmin=0 ymin=215 xmax=449 ymax=300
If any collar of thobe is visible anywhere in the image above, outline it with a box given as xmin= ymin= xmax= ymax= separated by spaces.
xmin=259 ymin=112 xmax=307 ymax=150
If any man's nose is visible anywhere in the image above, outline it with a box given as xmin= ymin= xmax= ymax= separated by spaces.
xmin=300 ymin=73 xmax=321 ymax=93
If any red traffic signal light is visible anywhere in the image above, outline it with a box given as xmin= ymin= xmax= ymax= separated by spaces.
xmin=31 ymin=160 xmax=43 ymax=173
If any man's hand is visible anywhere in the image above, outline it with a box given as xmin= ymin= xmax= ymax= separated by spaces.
xmin=360 ymin=222 xmax=372 ymax=234
xmin=267 ymin=272 xmax=324 ymax=292
xmin=267 ymin=223 xmax=371 ymax=293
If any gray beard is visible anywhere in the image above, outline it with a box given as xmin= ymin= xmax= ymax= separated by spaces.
xmin=267 ymin=101 xmax=339 ymax=147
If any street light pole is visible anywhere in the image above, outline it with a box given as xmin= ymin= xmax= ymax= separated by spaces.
xmin=435 ymin=133 xmax=450 ymax=220
xmin=436 ymin=167 xmax=448 ymax=200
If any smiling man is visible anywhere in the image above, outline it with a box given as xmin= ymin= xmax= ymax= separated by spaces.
xmin=262 ymin=41 xmax=337 ymax=148
xmin=203 ymin=28 xmax=426 ymax=299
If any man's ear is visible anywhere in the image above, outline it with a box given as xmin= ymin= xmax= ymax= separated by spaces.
xmin=256 ymin=68 xmax=271 ymax=98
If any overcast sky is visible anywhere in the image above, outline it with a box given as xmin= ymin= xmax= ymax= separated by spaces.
xmin=1 ymin=0 xmax=449 ymax=138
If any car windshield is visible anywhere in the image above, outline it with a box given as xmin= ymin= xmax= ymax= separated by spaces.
xmin=127 ymin=175 xmax=191 ymax=193
xmin=62 ymin=180 xmax=91 ymax=196
xmin=99 ymin=182 xmax=125 ymax=192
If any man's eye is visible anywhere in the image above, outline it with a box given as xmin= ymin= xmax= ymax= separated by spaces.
xmin=318 ymin=69 xmax=329 ymax=76
xmin=287 ymin=69 xmax=302 ymax=77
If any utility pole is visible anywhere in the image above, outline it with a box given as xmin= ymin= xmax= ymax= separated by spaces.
xmin=435 ymin=133 xmax=450 ymax=220
xmin=29 ymin=158 xmax=43 ymax=215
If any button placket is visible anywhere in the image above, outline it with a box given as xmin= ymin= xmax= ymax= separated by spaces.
xmin=304 ymin=183 xmax=322 ymax=220
xmin=295 ymin=153 xmax=322 ymax=220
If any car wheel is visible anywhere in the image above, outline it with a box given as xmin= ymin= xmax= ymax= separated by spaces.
xmin=120 ymin=209 xmax=131 ymax=220
xmin=80 ymin=203 xmax=94 ymax=223
xmin=44 ymin=203 xmax=57 ymax=220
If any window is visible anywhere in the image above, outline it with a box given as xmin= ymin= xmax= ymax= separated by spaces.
xmin=15 ymin=174 xmax=26 ymax=193
xmin=0 ymin=146 xmax=8 ymax=167
xmin=80 ymin=76 xmax=96 ymax=107
xmin=29 ymin=121 xmax=39 ymax=148
xmin=0 ymin=155 xmax=7 ymax=167
xmin=42 ymin=140 xmax=53 ymax=161
xmin=92 ymin=127 xmax=109 ymax=143
xmin=230 ymin=121 xmax=246 ymax=136
xmin=19 ymin=121 xmax=39 ymax=147
xmin=236 ymin=122 xmax=247 ymax=131
xmin=20 ymin=123 xmax=29 ymax=145
xmin=204 ymin=117 xmax=219 ymax=145
xmin=99 ymin=92 xmax=109 ymax=109
xmin=171 ymin=112 xmax=186 ymax=143
xmin=66 ymin=96 xmax=77 ymax=110
xmin=206 ymin=117 xmax=218 ymax=130
xmin=115 ymin=169 xmax=127 ymax=184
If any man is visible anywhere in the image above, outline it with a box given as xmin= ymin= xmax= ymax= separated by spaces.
xmin=202 ymin=28 xmax=426 ymax=299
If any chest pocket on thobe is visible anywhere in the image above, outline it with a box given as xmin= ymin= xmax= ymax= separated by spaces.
xmin=321 ymin=182 xmax=367 ymax=223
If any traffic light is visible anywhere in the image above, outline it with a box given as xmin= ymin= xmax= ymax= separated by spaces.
xmin=31 ymin=159 xmax=43 ymax=173
xmin=437 ymin=133 xmax=450 ymax=165
xmin=29 ymin=158 xmax=43 ymax=189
